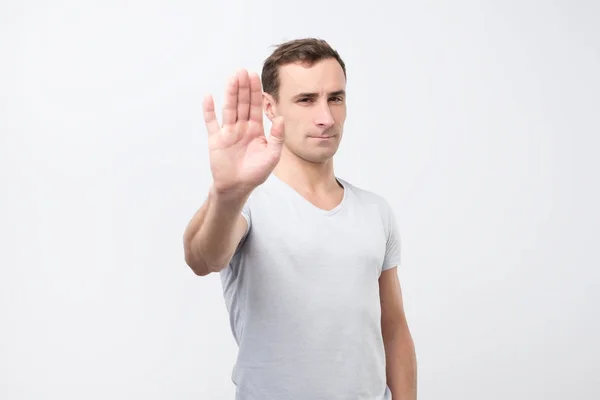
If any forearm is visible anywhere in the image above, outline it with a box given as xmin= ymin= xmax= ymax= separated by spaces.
xmin=384 ymin=325 xmax=417 ymax=400
xmin=183 ymin=186 xmax=250 ymax=275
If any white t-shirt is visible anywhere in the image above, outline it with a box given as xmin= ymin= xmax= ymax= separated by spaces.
xmin=220 ymin=173 xmax=401 ymax=400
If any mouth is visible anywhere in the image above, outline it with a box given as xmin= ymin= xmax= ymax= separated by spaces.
xmin=308 ymin=135 xmax=335 ymax=140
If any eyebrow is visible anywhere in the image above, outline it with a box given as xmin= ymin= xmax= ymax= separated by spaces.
xmin=294 ymin=90 xmax=346 ymax=99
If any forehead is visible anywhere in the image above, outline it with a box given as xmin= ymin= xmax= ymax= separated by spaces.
xmin=278 ymin=58 xmax=346 ymax=96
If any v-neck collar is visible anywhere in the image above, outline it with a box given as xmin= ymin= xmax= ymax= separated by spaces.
xmin=268 ymin=173 xmax=348 ymax=216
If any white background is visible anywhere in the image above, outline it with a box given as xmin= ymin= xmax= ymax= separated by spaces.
xmin=1 ymin=0 xmax=599 ymax=399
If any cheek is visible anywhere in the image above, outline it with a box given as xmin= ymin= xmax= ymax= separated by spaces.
xmin=282 ymin=112 xmax=309 ymax=130
xmin=333 ymin=107 xmax=347 ymax=122
xmin=282 ymin=121 xmax=304 ymax=143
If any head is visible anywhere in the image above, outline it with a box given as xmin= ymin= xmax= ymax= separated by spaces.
xmin=261 ymin=38 xmax=347 ymax=164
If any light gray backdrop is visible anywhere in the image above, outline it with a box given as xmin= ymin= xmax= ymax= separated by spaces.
xmin=1 ymin=0 xmax=598 ymax=399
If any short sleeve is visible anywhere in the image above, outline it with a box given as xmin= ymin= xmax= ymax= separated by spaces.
xmin=235 ymin=196 xmax=252 ymax=252
xmin=382 ymin=200 xmax=401 ymax=271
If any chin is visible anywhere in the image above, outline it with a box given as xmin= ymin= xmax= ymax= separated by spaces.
xmin=286 ymin=140 xmax=340 ymax=164
xmin=303 ymin=149 xmax=338 ymax=164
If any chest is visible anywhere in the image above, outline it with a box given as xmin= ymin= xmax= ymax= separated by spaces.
xmin=238 ymin=204 xmax=386 ymax=336
xmin=244 ymin=200 xmax=387 ymax=298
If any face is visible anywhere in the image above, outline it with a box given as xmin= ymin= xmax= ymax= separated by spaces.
xmin=263 ymin=58 xmax=347 ymax=164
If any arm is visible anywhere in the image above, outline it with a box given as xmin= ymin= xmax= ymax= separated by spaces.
xmin=380 ymin=267 xmax=417 ymax=400
xmin=183 ymin=187 xmax=249 ymax=276
xmin=184 ymin=68 xmax=284 ymax=276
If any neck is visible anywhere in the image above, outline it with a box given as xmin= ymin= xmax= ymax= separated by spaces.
xmin=274 ymin=147 xmax=339 ymax=193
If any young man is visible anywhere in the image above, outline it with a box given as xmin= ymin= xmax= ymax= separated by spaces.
xmin=183 ymin=38 xmax=417 ymax=400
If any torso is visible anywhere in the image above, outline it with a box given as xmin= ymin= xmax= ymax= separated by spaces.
xmin=220 ymin=174 xmax=399 ymax=400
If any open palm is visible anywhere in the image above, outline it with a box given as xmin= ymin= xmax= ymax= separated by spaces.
xmin=203 ymin=69 xmax=285 ymax=195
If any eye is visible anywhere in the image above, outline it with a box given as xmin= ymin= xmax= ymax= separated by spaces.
xmin=329 ymin=96 xmax=343 ymax=102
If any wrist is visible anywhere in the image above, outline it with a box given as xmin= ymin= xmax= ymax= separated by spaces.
xmin=209 ymin=183 xmax=252 ymax=208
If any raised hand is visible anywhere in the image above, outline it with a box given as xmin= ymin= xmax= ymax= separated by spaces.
xmin=203 ymin=69 xmax=285 ymax=197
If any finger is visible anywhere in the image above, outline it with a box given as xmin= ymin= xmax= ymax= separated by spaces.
xmin=249 ymin=72 xmax=264 ymax=123
xmin=267 ymin=116 xmax=285 ymax=155
xmin=202 ymin=94 xmax=220 ymax=136
xmin=222 ymin=74 xmax=238 ymax=126
xmin=237 ymin=69 xmax=251 ymax=122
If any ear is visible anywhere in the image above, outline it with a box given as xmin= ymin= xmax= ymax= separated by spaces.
xmin=262 ymin=92 xmax=277 ymax=122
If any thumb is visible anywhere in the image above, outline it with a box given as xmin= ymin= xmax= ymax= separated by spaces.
xmin=267 ymin=116 xmax=285 ymax=155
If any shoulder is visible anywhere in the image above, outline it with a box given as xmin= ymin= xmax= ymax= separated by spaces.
xmin=240 ymin=175 xmax=288 ymax=219
xmin=339 ymin=177 xmax=399 ymax=229
xmin=339 ymin=178 xmax=394 ymax=211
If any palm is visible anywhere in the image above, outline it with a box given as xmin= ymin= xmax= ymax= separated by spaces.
xmin=203 ymin=70 xmax=285 ymax=193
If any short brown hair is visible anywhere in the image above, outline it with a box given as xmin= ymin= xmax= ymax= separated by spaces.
xmin=261 ymin=38 xmax=347 ymax=101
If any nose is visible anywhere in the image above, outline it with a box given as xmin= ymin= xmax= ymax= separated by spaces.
xmin=314 ymin=102 xmax=335 ymax=129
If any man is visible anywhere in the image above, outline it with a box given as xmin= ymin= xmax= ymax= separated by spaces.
xmin=183 ymin=38 xmax=417 ymax=400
